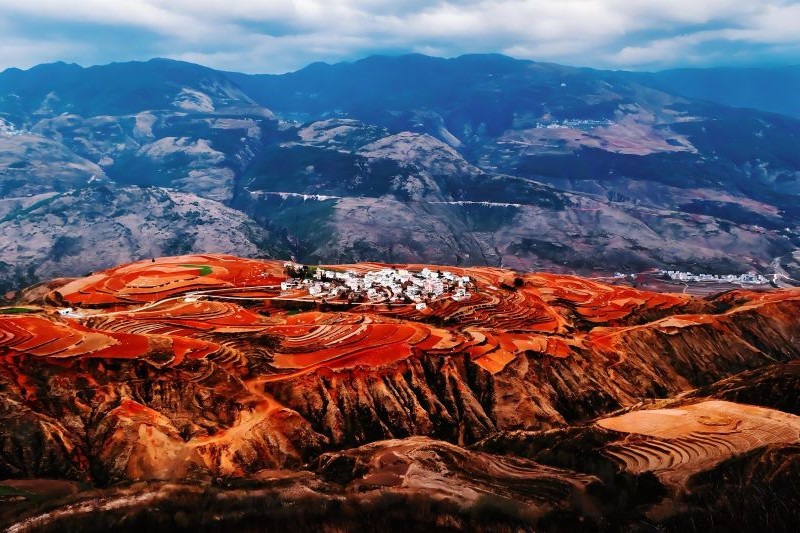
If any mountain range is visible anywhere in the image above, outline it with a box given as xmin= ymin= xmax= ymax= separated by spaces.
xmin=1 ymin=54 xmax=799 ymax=292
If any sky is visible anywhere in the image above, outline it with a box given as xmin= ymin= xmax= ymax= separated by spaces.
xmin=1 ymin=0 xmax=799 ymax=73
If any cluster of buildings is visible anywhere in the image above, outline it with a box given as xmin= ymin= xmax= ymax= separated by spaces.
xmin=657 ymin=270 xmax=771 ymax=285
xmin=281 ymin=263 xmax=474 ymax=306
xmin=533 ymin=119 xmax=612 ymax=130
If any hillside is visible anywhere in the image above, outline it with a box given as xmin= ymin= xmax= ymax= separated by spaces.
xmin=0 ymin=185 xmax=286 ymax=293
xmin=641 ymin=65 xmax=800 ymax=118
xmin=0 ymin=255 xmax=798 ymax=530
xmin=1 ymin=54 xmax=799 ymax=285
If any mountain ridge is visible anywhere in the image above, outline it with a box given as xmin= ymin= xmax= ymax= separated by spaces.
xmin=7 ymin=53 xmax=800 ymax=117
xmin=1 ymin=53 xmax=799 ymax=291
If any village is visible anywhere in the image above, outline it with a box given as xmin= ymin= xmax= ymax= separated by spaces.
xmin=612 ymin=269 xmax=772 ymax=285
xmin=533 ymin=118 xmax=613 ymax=130
xmin=281 ymin=263 xmax=474 ymax=308
xmin=656 ymin=269 xmax=771 ymax=285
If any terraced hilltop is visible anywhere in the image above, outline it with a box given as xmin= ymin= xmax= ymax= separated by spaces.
xmin=1 ymin=254 xmax=799 ymax=531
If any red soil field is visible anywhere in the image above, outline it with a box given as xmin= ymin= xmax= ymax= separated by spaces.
xmin=15 ymin=253 xmax=779 ymax=380
xmin=2 ymin=254 xmax=799 ymax=531
xmin=52 ymin=254 xmax=286 ymax=306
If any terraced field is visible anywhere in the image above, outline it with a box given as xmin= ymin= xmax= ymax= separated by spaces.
xmin=1 ymin=254 xmax=799 ymax=531
xmin=599 ymin=400 xmax=800 ymax=485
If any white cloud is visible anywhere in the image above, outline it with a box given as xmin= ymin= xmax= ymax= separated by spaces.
xmin=0 ymin=34 xmax=89 ymax=70
xmin=0 ymin=0 xmax=205 ymax=37
xmin=0 ymin=0 xmax=798 ymax=72
xmin=610 ymin=2 xmax=800 ymax=66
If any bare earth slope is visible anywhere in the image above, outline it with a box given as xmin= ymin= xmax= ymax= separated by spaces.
xmin=0 ymin=254 xmax=798 ymax=531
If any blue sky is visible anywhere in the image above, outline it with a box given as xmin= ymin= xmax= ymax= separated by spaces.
xmin=1 ymin=0 xmax=799 ymax=73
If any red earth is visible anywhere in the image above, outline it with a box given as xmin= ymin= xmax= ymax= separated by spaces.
xmin=28 ymin=254 xmax=716 ymax=377
xmin=1 ymin=254 xmax=799 ymax=530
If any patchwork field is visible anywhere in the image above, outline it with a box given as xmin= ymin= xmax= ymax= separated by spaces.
xmin=1 ymin=254 xmax=799 ymax=531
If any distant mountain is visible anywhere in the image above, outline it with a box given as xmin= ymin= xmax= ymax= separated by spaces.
xmin=0 ymin=58 xmax=265 ymax=121
xmin=641 ymin=65 xmax=800 ymax=119
xmin=1 ymin=54 xmax=799 ymax=288
xmin=227 ymin=54 xmax=800 ymax=227
xmin=228 ymin=54 xmax=651 ymax=140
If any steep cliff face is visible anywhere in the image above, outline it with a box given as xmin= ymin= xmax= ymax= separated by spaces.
xmin=266 ymin=355 xmax=497 ymax=448
xmin=0 ymin=255 xmax=798 ymax=530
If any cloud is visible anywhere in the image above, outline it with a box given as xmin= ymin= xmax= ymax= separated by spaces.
xmin=0 ymin=36 xmax=89 ymax=69
xmin=610 ymin=2 xmax=800 ymax=66
xmin=0 ymin=0 xmax=798 ymax=72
